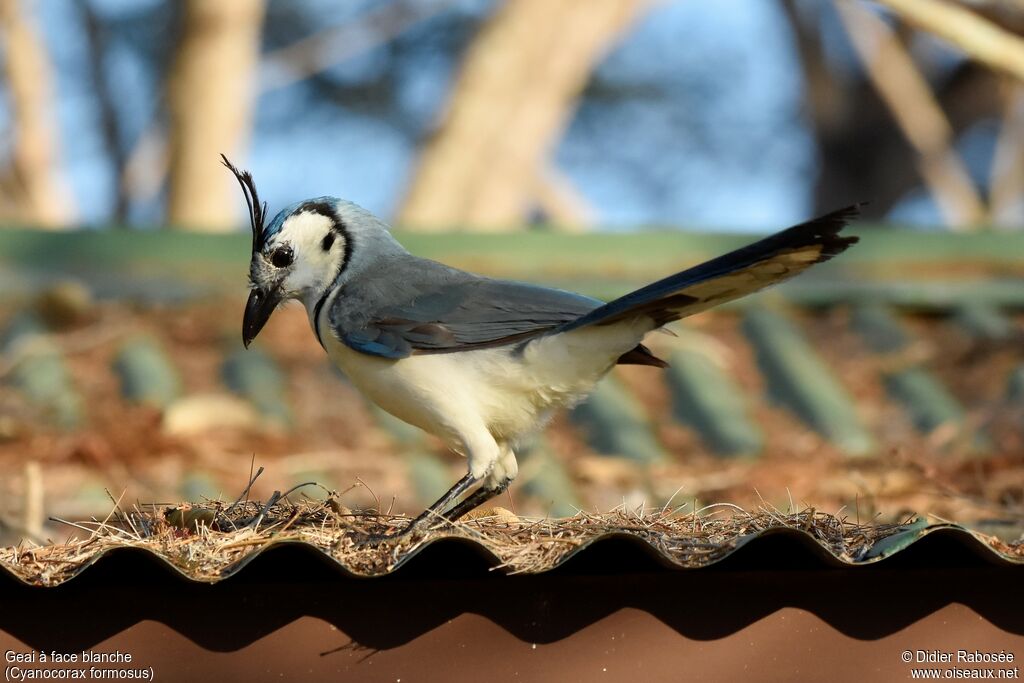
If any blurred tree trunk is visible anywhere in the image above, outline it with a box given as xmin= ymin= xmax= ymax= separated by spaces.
xmin=876 ymin=0 xmax=1024 ymax=82
xmin=399 ymin=0 xmax=645 ymax=232
xmin=783 ymin=1 xmax=918 ymax=218
xmin=165 ymin=0 xmax=264 ymax=232
xmin=76 ymin=0 xmax=128 ymax=225
xmin=989 ymin=81 xmax=1024 ymax=226
xmin=0 ymin=0 xmax=74 ymax=228
xmin=837 ymin=0 xmax=986 ymax=228
xmin=785 ymin=2 xmax=1002 ymax=222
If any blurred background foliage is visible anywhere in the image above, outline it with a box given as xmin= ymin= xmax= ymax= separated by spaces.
xmin=1 ymin=0 xmax=1024 ymax=233
xmin=1 ymin=1 xmax=1024 ymax=544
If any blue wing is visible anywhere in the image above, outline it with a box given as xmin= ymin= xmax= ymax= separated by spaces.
xmin=328 ymin=206 xmax=857 ymax=362
xmin=326 ymin=257 xmax=603 ymax=359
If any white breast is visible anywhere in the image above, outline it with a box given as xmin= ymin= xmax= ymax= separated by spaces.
xmin=318 ymin=315 xmax=650 ymax=450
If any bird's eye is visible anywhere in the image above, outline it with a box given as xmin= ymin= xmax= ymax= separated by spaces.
xmin=270 ymin=246 xmax=294 ymax=268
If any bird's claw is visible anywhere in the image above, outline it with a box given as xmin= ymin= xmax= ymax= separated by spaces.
xmin=352 ymin=518 xmax=442 ymax=547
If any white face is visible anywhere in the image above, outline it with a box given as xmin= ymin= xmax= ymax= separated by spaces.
xmin=259 ymin=209 xmax=347 ymax=303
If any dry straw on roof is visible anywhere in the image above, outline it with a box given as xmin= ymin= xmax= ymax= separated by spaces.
xmin=3 ymin=496 xmax=1020 ymax=586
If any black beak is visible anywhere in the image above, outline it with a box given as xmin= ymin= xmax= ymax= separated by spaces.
xmin=242 ymin=287 xmax=283 ymax=348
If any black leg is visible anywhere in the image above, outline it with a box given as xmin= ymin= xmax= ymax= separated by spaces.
xmin=406 ymin=471 xmax=479 ymax=528
xmin=359 ymin=472 xmax=478 ymax=543
xmin=442 ymin=478 xmax=510 ymax=522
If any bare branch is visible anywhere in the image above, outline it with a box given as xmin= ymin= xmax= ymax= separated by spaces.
xmin=836 ymin=0 xmax=987 ymax=228
xmin=260 ymin=0 xmax=458 ymax=93
xmin=875 ymin=0 xmax=1024 ymax=81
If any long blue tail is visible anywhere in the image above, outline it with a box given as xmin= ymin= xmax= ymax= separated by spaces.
xmin=559 ymin=205 xmax=860 ymax=333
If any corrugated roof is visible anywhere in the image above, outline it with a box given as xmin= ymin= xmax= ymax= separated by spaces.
xmin=0 ymin=228 xmax=1021 ymax=548
xmin=1 ymin=504 xmax=1021 ymax=586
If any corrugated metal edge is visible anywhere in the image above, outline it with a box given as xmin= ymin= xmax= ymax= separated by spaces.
xmin=1 ymin=523 xmax=1020 ymax=587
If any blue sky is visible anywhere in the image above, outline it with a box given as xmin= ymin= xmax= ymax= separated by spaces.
xmin=23 ymin=0 xmax=975 ymax=232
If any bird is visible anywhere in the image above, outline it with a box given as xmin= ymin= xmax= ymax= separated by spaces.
xmin=222 ymin=155 xmax=859 ymax=537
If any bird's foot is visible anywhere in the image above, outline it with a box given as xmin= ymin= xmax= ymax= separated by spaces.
xmin=442 ymin=478 xmax=511 ymax=522
xmin=350 ymin=472 xmax=511 ymax=547
xmin=352 ymin=515 xmax=443 ymax=547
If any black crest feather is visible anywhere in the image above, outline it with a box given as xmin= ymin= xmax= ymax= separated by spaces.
xmin=221 ymin=154 xmax=268 ymax=254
